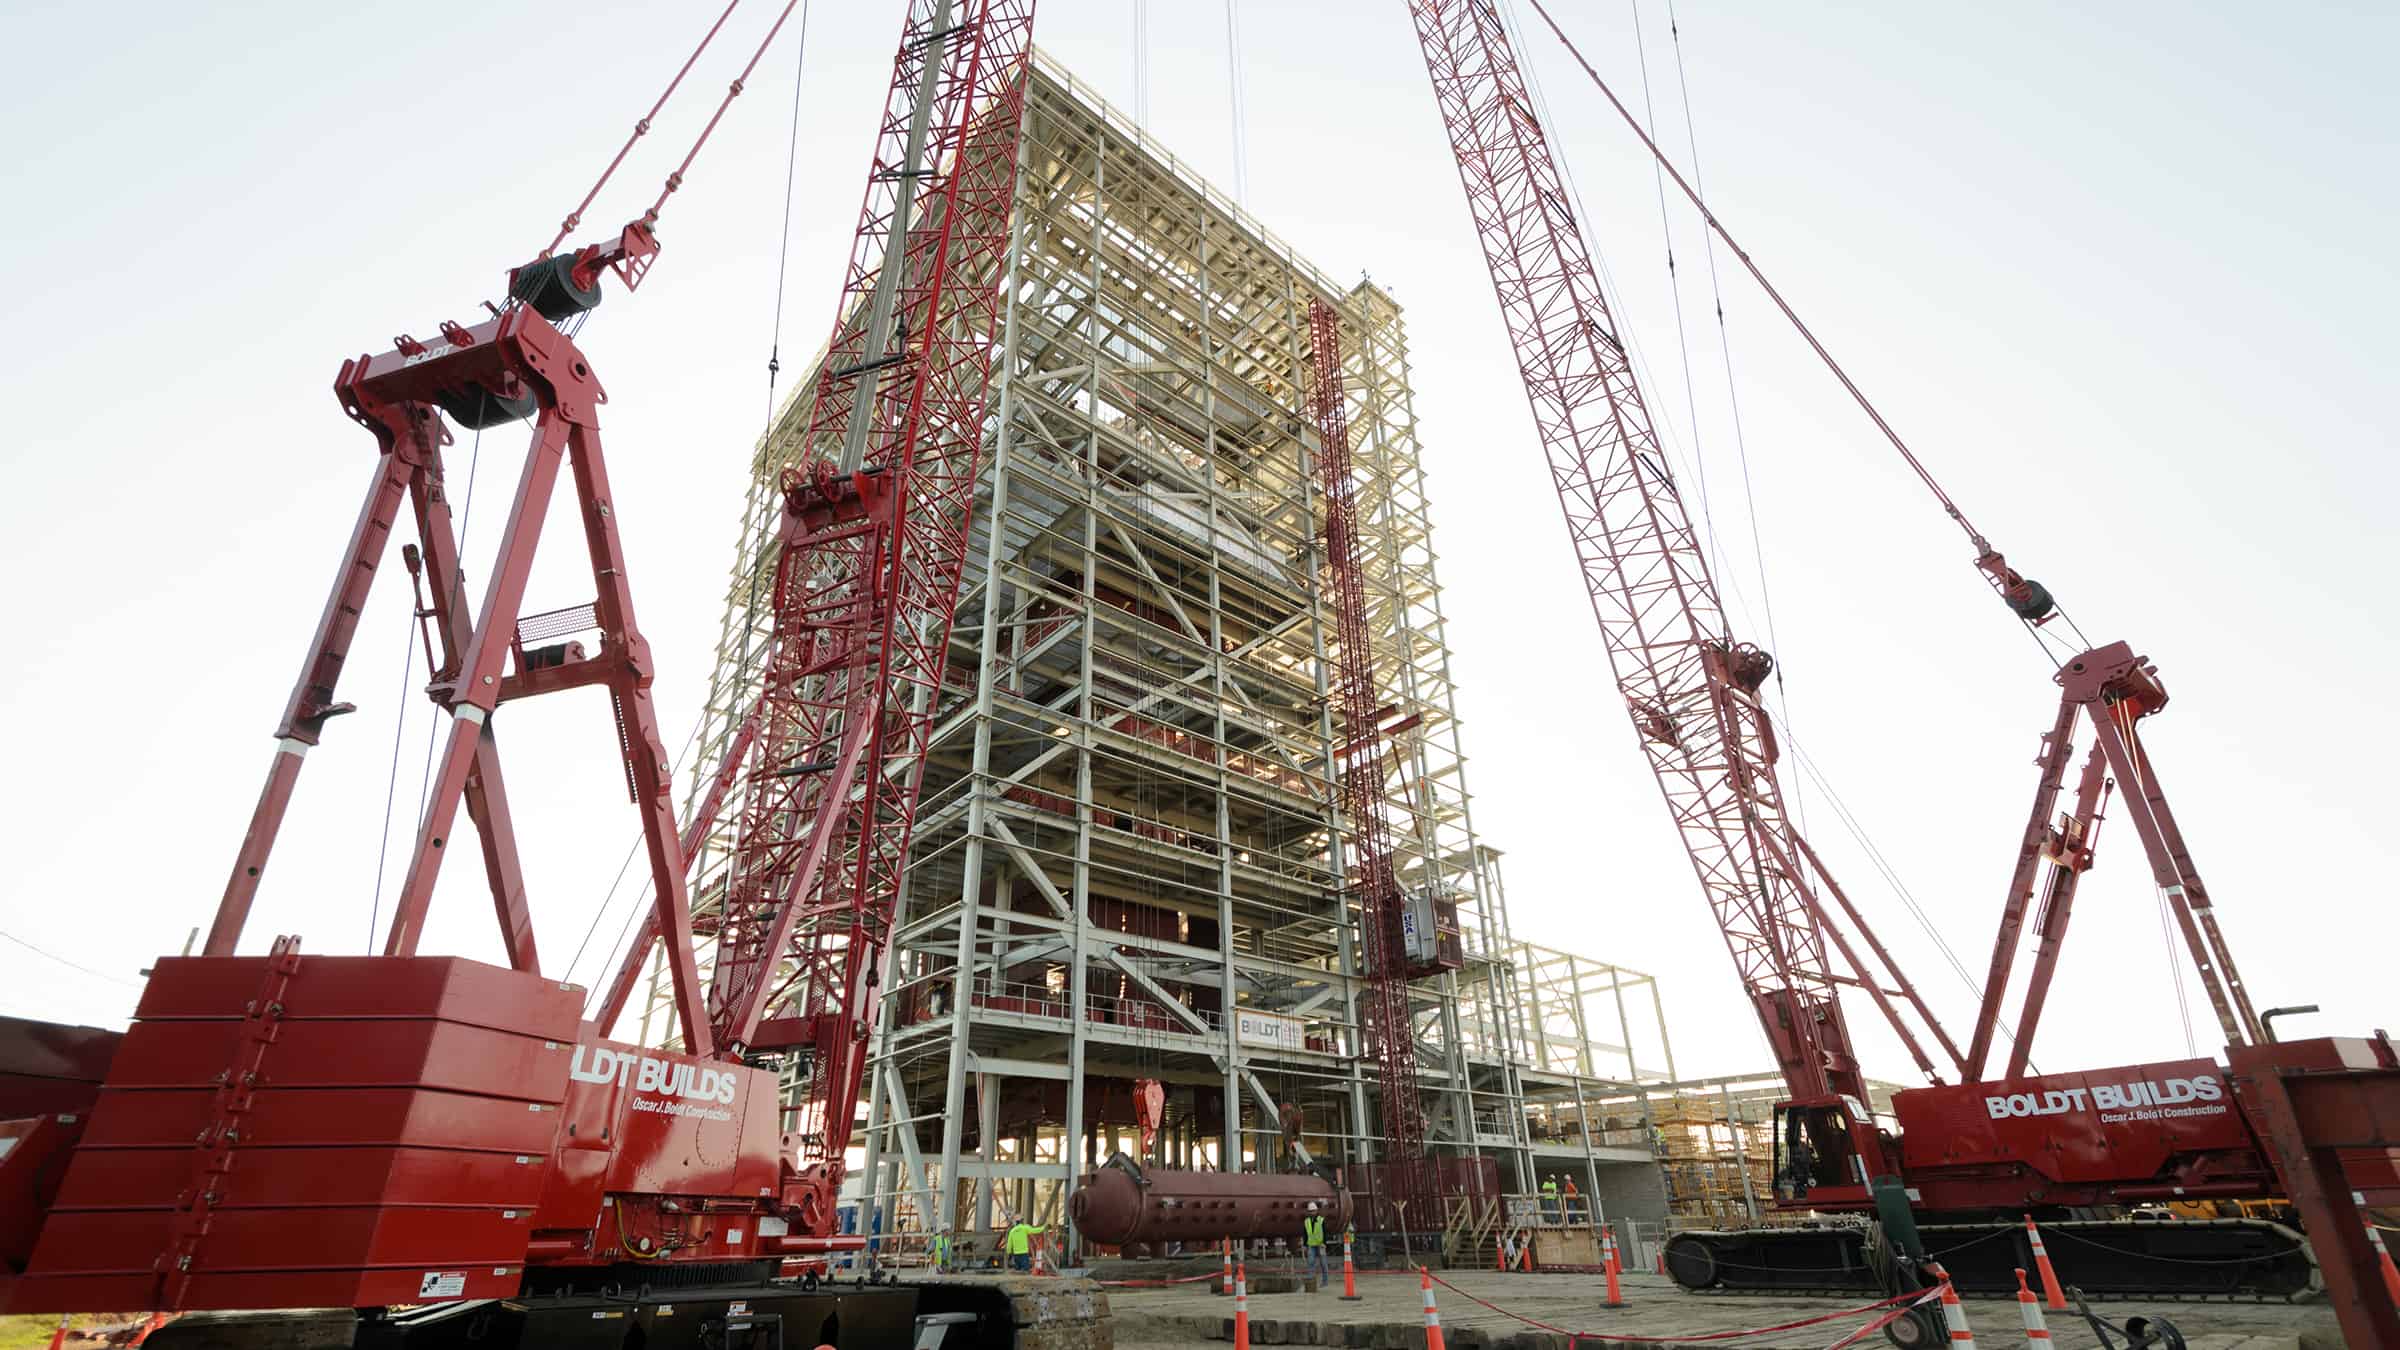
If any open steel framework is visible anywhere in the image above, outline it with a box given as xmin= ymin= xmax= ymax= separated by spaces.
xmin=639 ymin=54 xmax=1626 ymax=1249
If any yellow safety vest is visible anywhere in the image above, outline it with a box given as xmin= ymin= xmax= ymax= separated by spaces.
xmin=1303 ymin=1215 xmax=1325 ymax=1247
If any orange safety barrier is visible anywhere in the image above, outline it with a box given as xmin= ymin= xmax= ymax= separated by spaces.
xmin=1418 ymin=1268 xmax=1941 ymax=1346
xmin=1094 ymin=1271 xmax=1218 ymax=1288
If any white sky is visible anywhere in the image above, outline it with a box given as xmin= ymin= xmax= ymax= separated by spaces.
xmin=2 ymin=1 xmax=2390 ymax=1087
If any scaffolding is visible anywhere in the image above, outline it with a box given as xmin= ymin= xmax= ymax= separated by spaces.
xmin=630 ymin=51 xmax=1554 ymax=1252
xmin=1654 ymin=1090 xmax=1773 ymax=1223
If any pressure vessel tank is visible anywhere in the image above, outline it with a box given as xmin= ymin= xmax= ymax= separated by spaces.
xmin=1069 ymin=1164 xmax=1351 ymax=1248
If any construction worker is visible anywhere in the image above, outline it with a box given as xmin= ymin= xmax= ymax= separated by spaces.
xmin=1301 ymin=1202 xmax=1330 ymax=1290
xmin=1562 ymin=1176 xmax=1582 ymax=1224
xmin=1003 ymin=1218 xmax=1046 ymax=1272
xmin=930 ymin=1229 xmax=951 ymax=1271
xmin=1540 ymin=1174 xmax=1560 ymax=1224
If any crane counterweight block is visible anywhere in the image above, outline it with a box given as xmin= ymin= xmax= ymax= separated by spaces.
xmin=0 ymin=949 xmax=842 ymax=1313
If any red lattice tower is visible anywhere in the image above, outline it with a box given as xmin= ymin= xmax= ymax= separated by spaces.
xmin=1405 ymin=1 xmax=1961 ymax=1101
xmin=1305 ymin=300 xmax=1429 ymax=1170
xmin=704 ymin=0 xmax=1035 ymax=1170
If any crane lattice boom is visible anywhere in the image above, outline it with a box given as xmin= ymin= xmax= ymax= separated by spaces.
xmin=701 ymin=0 xmax=1034 ymax=1180
xmin=1405 ymin=0 xmax=1960 ymax=1101
xmin=1305 ymin=299 xmax=1430 ymax=1169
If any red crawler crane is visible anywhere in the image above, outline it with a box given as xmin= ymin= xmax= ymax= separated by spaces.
xmin=1404 ymin=0 xmax=1956 ymax=1117
xmin=1407 ymin=0 xmax=2399 ymax=1335
xmin=0 ymin=3 xmax=1068 ymax=1348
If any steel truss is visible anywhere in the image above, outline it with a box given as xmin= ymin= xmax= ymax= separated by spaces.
xmin=658 ymin=55 xmax=1534 ymax=1245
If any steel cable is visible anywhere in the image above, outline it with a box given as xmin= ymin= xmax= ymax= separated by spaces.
xmin=0 ymin=928 xmax=139 ymax=989
xmin=764 ymin=0 xmax=813 ymax=422
xmin=367 ymin=594 xmax=422 ymax=945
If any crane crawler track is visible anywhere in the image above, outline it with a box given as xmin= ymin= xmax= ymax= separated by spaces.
xmin=1663 ymin=1218 xmax=2318 ymax=1302
xmin=135 ymin=1275 xmax=1111 ymax=1350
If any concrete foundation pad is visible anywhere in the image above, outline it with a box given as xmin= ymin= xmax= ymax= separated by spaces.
xmin=1106 ymin=1269 xmax=2344 ymax=1349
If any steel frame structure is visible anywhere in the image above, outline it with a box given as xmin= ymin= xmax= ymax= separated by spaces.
xmin=648 ymin=54 xmax=1536 ymax=1248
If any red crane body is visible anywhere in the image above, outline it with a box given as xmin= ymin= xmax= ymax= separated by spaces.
xmin=1405 ymin=0 xmax=2400 ymax=1332
xmin=0 ymin=0 xmax=1046 ymax=1336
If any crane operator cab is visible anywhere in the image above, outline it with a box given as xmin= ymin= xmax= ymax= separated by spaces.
xmin=1773 ymin=1097 xmax=1880 ymax=1207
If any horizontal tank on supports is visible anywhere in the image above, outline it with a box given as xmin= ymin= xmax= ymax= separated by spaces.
xmin=1069 ymin=1160 xmax=1351 ymax=1253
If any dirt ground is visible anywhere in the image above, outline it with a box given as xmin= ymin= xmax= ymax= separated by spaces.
xmin=1100 ymin=1267 xmax=2344 ymax=1349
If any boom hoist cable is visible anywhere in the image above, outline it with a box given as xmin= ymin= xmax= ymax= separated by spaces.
xmin=1514 ymin=0 xmax=2264 ymax=1065
xmin=684 ymin=0 xmax=1038 ymax=1216
xmin=1519 ymin=0 xmax=2087 ymax=658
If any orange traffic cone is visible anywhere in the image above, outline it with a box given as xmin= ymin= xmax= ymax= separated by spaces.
xmin=1601 ymin=1228 xmax=1625 ymax=1308
xmin=1340 ymin=1231 xmax=1361 ymax=1301
xmin=1929 ymin=1264 xmax=1979 ymax=1349
xmin=2013 ymin=1268 xmax=2052 ymax=1343
xmin=1220 ymin=1237 xmax=1233 ymax=1296
xmin=1417 ymin=1267 xmax=1446 ymax=1350
xmin=1654 ymin=1245 xmax=1666 ymax=1276
xmin=43 ymin=1314 xmax=69 ymax=1350
xmin=1233 ymin=1259 xmax=1250 ymax=1350
xmin=129 ymin=1314 xmax=168 ymax=1348
xmin=2022 ymin=1214 xmax=2067 ymax=1311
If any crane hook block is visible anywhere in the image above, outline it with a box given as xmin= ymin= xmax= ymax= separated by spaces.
xmin=510 ymin=254 xmax=605 ymax=323
xmin=2004 ymin=577 xmax=2055 ymax=622
xmin=434 ymin=379 xmax=539 ymax=431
